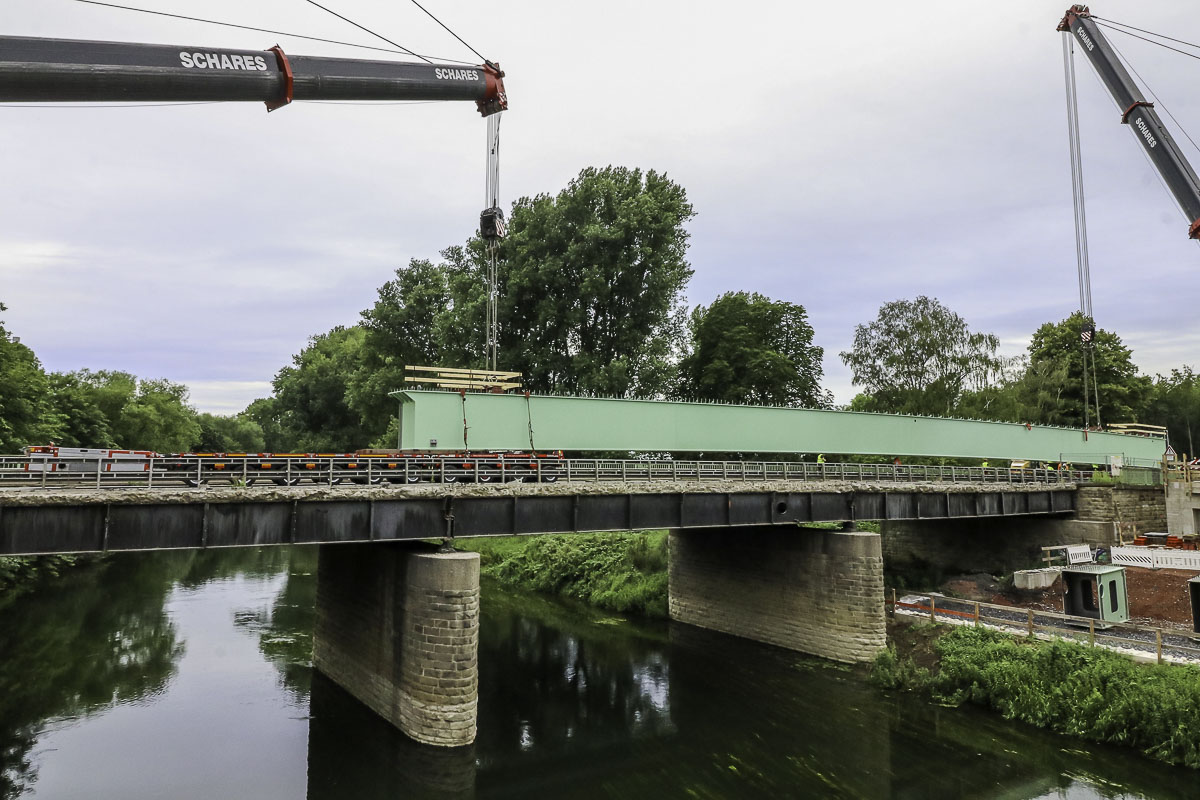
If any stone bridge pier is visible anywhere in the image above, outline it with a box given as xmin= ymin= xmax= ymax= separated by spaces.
xmin=313 ymin=542 xmax=480 ymax=748
xmin=668 ymin=526 xmax=887 ymax=663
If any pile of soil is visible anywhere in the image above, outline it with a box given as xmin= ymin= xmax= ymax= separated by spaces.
xmin=938 ymin=566 xmax=1200 ymax=630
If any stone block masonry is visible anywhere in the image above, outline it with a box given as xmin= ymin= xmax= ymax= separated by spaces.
xmin=882 ymin=484 xmax=1169 ymax=576
xmin=313 ymin=542 xmax=480 ymax=747
xmin=668 ymin=526 xmax=886 ymax=664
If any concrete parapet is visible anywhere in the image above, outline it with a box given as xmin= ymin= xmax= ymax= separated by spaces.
xmin=313 ymin=542 xmax=480 ymax=747
xmin=668 ymin=526 xmax=886 ymax=664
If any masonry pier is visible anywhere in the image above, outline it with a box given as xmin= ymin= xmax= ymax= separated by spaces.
xmin=668 ymin=526 xmax=887 ymax=663
xmin=313 ymin=542 xmax=480 ymax=747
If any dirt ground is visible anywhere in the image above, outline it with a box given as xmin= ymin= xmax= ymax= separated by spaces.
xmin=940 ymin=566 xmax=1200 ymax=630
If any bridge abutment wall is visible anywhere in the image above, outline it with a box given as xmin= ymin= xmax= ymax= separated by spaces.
xmin=882 ymin=485 xmax=1168 ymax=576
xmin=313 ymin=542 xmax=479 ymax=748
xmin=668 ymin=526 xmax=886 ymax=664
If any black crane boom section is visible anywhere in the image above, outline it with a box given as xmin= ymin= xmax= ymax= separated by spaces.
xmin=1059 ymin=6 xmax=1200 ymax=238
xmin=0 ymin=35 xmax=506 ymax=115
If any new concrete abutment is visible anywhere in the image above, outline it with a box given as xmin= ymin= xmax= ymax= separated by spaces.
xmin=668 ymin=526 xmax=887 ymax=663
xmin=313 ymin=542 xmax=480 ymax=747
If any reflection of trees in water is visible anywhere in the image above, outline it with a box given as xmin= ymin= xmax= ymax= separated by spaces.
xmin=475 ymin=585 xmax=673 ymax=762
xmin=232 ymin=546 xmax=318 ymax=699
xmin=0 ymin=551 xmax=192 ymax=799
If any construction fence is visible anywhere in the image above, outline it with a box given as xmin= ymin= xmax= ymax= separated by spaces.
xmin=891 ymin=591 xmax=1200 ymax=666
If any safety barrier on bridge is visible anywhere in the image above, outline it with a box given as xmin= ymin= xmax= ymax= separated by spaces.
xmin=0 ymin=454 xmax=1100 ymax=490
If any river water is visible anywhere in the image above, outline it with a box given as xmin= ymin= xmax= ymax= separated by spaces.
xmin=0 ymin=546 xmax=1196 ymax=799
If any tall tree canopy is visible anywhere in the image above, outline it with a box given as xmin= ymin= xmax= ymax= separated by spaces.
xmin=1025 ymin=312 xmax=1149 ymax=427
xmin=0 ymin=303 xmax=56 ymax=451
xmin=351 ymin=250 xmax=484 ymax=436
xmin=677 ymin=291 xmax=828 ymax=407
xmin=1138 ymin=367 xmax=1199 ymax=455
xmin=840 ymin=296 xmax=1002 ymax=416
xmin=72 ymin=371 xmax=201 ymax=453
xmin=499 ymin=165 xmax=694 ymax=397
xmin=271 ymin=326 xmax=368 ymax=452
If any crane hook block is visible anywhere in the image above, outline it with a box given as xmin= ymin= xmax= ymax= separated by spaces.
xmin=477 ymin=62 xmax=507 ymax=117
xmin=480 ymin=206 xmax=507 ymax=240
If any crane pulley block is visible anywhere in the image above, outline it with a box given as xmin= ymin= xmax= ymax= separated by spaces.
xmin=480 ymin=206 xmax=507 ymax=240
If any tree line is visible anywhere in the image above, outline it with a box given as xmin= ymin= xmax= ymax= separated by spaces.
xmin=2 ymin=165 xmax=1197 ymax=456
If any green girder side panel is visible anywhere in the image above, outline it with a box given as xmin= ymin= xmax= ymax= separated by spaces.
xmin=391 ymin=390 xmax=1165 ymax=463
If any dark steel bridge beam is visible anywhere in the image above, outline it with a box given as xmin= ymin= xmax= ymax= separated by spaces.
xmin=0 ymin=488 xmax=1076 ymax=556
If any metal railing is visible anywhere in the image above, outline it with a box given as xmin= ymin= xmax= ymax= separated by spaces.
xmin=892 ymin=591 xmax=1200 ymax=665
xmin=0 ymin=454 xmax=1100 ymax=490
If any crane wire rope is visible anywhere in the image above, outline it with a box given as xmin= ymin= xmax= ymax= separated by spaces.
xmin=1091 ymin=18 xmax=1200 ymax=62
xmin=1062 ymin=31 xmax=1097 ymax=430
xmin=65 ymin=0 xmax=476 ymax=64
xmin=405 ymin=0 xmax=487 ymax=64
xmin=1099 ymin=30 xmax=1200 ymax=168
xmin=484 ymin=112 xmax=503 ymax=372
xmin=300 ymin=0 xmax=430 ymax=63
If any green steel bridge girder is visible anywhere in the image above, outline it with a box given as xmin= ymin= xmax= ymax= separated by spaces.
xmin=391 ymin=390 xmax=1166 ymax=465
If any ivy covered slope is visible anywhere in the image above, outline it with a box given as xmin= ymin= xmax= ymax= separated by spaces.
xmin=874 ymin=623 xmax=1200 ymax=769
xmin=457 ymin=531 xmax=669 ymax=618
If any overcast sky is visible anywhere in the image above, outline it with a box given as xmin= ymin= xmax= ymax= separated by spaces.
xmin=3 ymin=0 xmax=1199 ymax=414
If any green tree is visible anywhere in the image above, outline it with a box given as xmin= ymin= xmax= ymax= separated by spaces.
xmin=50 ymin=370 xmax=200 ymax=452
xmin=840 ymin=296 xmax=1003 ymax=416
xmin=1025 ymin=312 xmax=1149 ymax=427
xmin=351 ymin=253 xmax=476 ymax=437
xmin=193 ymin=412 xmax=266 ymax=453
xmin=0 ymin=303 xmax=57 ymax=451
xmin=1141 ymin=367 xmax=1200 ymax=456
xmin=242 ymin=397 xmax=289 ymax=452
xmin=44 ymin=372 xmax=114 ymax=448
xmin=677 ymin=291 xmax=828 ymax=407
xmin=499 ymin=165 xmax=694 ymax=397
xmin=272 ymin=325 xmax=368 ymax=451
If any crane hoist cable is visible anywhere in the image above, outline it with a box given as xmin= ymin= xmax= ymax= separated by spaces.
xmin=1061 ymin=30 xmax=1101 ymax=430
xmin=67 ymin=0 xmax=474 ymax=63
xmin=480 ymin=111 xmax=506 ymax=372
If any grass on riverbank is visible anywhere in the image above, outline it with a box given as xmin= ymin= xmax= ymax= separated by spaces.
xmin=874 ymin=620 xmax=1200 ymax=769
xmin=457 ymin=531 xmax=669 ymax=617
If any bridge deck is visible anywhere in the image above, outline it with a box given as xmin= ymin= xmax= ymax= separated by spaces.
xmin=0 ymin=481 xmax=1075 ymax=556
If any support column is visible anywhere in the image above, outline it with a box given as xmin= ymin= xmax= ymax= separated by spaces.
xmin=313 ymin=542 xmax=480 ymax=747
xmin=668 ymin=526 xmax=885 ymax=663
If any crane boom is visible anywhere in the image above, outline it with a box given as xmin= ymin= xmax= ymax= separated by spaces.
xmin=1058 ymin=6 xmax=1200 ymax=238
xmin=0 ymin=34 xmax=506 ymax=115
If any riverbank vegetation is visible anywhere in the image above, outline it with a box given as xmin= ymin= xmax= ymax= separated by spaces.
xmin=457 ymin=531 xmax=669 ymax=618
xmin=874 ymin=620 xmax=1200 ymax=769
xmin=0 ymin=555 xmax=89 ymax=603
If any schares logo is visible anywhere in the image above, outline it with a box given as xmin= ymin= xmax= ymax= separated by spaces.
xmin=1076 ymin=28 xmax=1095 ymax=51
xmin=1134 ymin=117 xmax=1158 ymax=148
xmin=179 ymin=52 xmax=269 ymax=71
xmin=435 ymin=68 xmax=480 ymax=81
